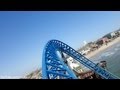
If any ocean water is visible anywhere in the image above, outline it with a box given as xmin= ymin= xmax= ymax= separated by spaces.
xmin=90 ymin=42 xmax=120 ymax=78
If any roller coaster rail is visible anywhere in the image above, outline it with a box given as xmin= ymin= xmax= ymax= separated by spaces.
xmin=42 ymin=39 xmax=119 ymax=79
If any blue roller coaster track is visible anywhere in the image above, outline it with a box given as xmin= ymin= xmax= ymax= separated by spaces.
xmin=42 ymin=39 xmax=119 ymax=79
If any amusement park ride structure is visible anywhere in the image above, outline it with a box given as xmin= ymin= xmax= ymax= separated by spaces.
xmin=42 ymin=40 xmax=119 ymax=79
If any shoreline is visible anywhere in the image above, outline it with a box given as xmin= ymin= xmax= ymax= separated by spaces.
xmin=85 ymin=37 xmax=120 ymax=59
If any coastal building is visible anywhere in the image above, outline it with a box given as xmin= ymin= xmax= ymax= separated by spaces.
xmin=87 ymin=42 xmax=99 ymax=51
xmin=79 ymin=48 xmax=90 ymax=55
xmin=103 ymin=32 xmax=116 ymax=40
xmin=103 ymin=33 xmax=112 ymax=39
xmin=95 ymin=37 xmax=109 ymax=46
xmin=118 ymin=30 xmax=120 ymax=34
xmin=111 ymin=32 xmax=116 ymax=38
xmin=83 ymin=40 xmax=87 ymax=46
xmin=78 ymin=42 xmax=92 ymax=55
xmin=114 ymin=29 xmax=120 ymax=37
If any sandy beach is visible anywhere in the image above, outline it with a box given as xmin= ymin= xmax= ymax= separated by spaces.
xmin=85 ymin=37 xmax=120 ymax=59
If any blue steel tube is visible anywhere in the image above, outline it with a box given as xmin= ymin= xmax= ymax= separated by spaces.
xmin=55 ymin=50 xmax=77 ymax=79
xmin=42 ymin=39 xmax=119 ymax=79
xmin=42 ymin=41 xmax=49 ymax=79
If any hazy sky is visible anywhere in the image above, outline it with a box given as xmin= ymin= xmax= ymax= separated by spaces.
xmin=1 ymin=11 xmax=120 ymax=77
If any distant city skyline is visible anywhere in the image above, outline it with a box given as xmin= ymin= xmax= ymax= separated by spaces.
xmin=1 ymin=11 xmax=120 ymax=76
